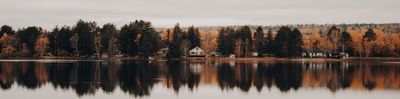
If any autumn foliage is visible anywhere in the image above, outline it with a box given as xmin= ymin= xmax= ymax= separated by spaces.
xmin=1 ymin=22 xmax=400 ymax=58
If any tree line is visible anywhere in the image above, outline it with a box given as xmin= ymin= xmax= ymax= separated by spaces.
xmin=0 ymin=20 xmax=204 ymax=59
xmin=216 ymin=25 xmax=399 ymax=57
xmin=0 ymin=20 xmax=399 ymax=59
xmin=0 ymin=20 xmax=165 ymax=59
xmin=216 ymin=26 xmax=303 ymax=57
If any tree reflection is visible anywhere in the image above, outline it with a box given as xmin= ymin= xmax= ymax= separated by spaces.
xmin=0 ymin=60 xmax=400 ymax=97
xmin=119 ymin=61 xmax=156 ymax=97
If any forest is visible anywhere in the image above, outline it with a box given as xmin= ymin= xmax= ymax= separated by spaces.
xmin=1 ymin=20 xmax=400 ymax=59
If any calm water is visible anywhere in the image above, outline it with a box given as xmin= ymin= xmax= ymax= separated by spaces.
xmin=0 ymin=59 xmax=400 ymax=99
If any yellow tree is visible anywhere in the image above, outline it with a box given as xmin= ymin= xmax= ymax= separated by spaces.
xmin=303 ymin=33 xmax=321 ymax=51
xmin=317 ymin=36 xmax=334 ymax=53
xmin=35 ymin=34 xmax=50 ymax=57
xmin=200 ymin=31 xmax=218 ymax=54
xmin=369 ymin=29 xmax=385 ymax=56
xmin=348 ymin=28 xmax=367 ymax=57
xmin=383 ymin=34 xmax=399 ymax=56
xmin=362 ymin=39 xmax=374 ymax=57
xmin=0 ymin=33 xmax=15 ymax=58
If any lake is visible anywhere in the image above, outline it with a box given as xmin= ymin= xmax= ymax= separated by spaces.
xmin=0 ymin=59 xmax=399 ymax=99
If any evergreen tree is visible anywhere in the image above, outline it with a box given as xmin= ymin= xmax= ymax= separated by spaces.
xmin=73 ymin=19 xmax=98 ymax=57
xmin=318 ymin=30 xmax=324 ymax=37
xmin=138 ymin=21 xmax=162 ymax=59
xmin=100 ymin=23 xmax=118 ymax=53
xmin=217 ymin=27 xmax=226 ymax=55
xmin=225 ymin=27 xmax=236 ymax=55
xmin=119 ymin=21 xmax=140 ymax=56
xmin=254 ymin=26 xmax=266 ymax=56
xmin=265 ymin=28 xmax=274 ymax=55
xmin=274 ymin=26 xmax=291 ymax=57
xmin=166 ymin=23 xmax=183 ymax=58
xmin=187 ymin=26 xmax=201 ymax=49
xmin=274 ymin=27 xmax=303 ymax=57
xmin=48 ymin=26 xmax=59 ymax=55
xmin=237 ymin=26 xmax=253 ymax=57
xmin=49 ymin=26 xmax=75 ymax=56
xmin=363 ymin=28 xmax=377 ymax=41
xmin=0 ymin=25 xmax=15 ymax=36
xmin=16 ymin=26 xmax=41 ymax=56
xmin=217 ymin=27 xmax=236 ymax=56
xmin=287 ymin=28 xmax=303 ymax=57
xmin=59 ymin=26 xmax=74 ymax=54
xmin=340 ymin=30 xmax=354 ymax=55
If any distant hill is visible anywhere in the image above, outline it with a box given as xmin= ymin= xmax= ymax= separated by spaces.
xmin=156 ymin=23 xmax=400 ymax=35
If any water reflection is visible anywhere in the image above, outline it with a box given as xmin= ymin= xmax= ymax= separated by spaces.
xmin=0 ymin=60 xmax=399 ymax=97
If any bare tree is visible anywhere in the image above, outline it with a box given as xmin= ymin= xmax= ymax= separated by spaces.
xmin=327 ymin=26 xmax=341 ymax=53
xmin=180 ymin=39 xmax=191 ymax=57
xmin=95 ymin=32 xmax=101 ymax=58
xmin=200 ymin=32 xmax=216 ymax=54
xmin=69 ymin=33 xmax=79 ymax=57
xmin=108 ymin=37 xmax=118 ymax=59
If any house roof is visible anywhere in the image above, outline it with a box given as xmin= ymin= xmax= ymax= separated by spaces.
xmin=190 ymin=47 xmax=203 ymax=52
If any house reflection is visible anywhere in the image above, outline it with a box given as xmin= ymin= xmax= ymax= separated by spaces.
xmin=0 ymin=60 xmax=400 ymax=97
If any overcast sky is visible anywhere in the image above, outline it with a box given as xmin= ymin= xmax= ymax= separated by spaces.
xmin=0 ymin=0 xmax=399 ymax=30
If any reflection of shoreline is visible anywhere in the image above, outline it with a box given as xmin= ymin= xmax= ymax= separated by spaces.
xmin=0 ymin=61 xmax=400 ymax=97
xmin=3 ymin=57 xmax=400 ymax=60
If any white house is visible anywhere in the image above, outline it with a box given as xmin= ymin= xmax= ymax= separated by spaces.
xmin=189 ymin=47 xmax=205 ymax=56
xmin=229 ymin=54 xmax=235 ymax=58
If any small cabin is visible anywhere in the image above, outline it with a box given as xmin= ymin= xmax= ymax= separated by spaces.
xmin=189 ymin=47 xmax=205 ymax=57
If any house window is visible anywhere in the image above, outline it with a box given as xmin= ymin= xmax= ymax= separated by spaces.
xmin=191 ymin=52 xmax=195 ymax=55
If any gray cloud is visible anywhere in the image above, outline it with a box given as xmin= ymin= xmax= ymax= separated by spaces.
xmin=0 ymin=0 xmax=399 ymax=30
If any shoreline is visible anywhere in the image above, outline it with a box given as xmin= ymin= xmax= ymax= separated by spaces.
xmin=0 ymin=57 xmax=399 ymax=62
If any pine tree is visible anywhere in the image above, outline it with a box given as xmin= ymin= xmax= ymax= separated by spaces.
xmin=119 ymin=21 xmax=140 ymax=56
xmin=0 ymin=25 xmax=15 ymax=36
xmin=59 ymin=26 xmax=74 ymax=55
xmin=187 ymin=26 xmax=201 ymax=49
xmin=237 ymin=26 xmax=253 ymax=57
xmin=287 ymin=28 xmax=303 ymax=57
xmin=217 ymin=27 xmax=236 ymax=56
xmin=138 ymin=21 xmax=162 ymax=59
xmin=340 ymin=30 xmax=354 ymax=55
xmin=254 ymin=26 xmax=266 ymax=56
xmin=363 ymin=28 xmax=377 ymax=41
xmin=217 ymin=27 xmax=226 ymax=55
xmin=73 ymin=19 xmax=97 ymax=57
xmin=48 ymin=26 xmax=59 ymax=55
xmin=167 ymin=23 xmax=183 ymax=58
xmin=100 ymin=23 xmax=117 ymax=53
xmin=274 ymin=26 xmax=291 ymax=57
xmin=16 ymin=26 xmax=41 ymax=57
xmin=265 ymin=28 xmax=274 ymax=55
